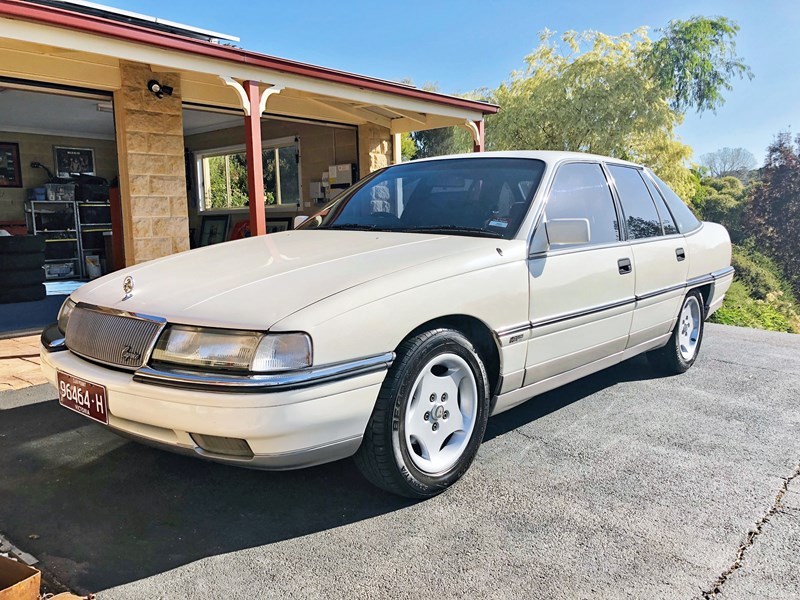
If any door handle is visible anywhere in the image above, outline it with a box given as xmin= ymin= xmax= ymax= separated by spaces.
xmin=676 ymin=247 xmax=686 ymax=262
xmin=618 ymin=258 xmax=632 ymax=274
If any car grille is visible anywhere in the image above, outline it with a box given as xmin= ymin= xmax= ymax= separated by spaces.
xmin=65 ymin=304 xmax=166 ymax=370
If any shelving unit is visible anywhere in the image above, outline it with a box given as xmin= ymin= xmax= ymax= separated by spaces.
xmin=77 ymin=201 xmax=112 ymax=278
xmin=25 ymin=200 xmax=81 ymax=280
xmin=25 ymin=199 xmax=113 ymax=280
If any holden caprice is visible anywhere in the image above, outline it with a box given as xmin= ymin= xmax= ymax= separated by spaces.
xmin=41 ymin=151 xmax=733 ymax=498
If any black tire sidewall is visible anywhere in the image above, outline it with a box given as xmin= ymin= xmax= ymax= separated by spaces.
xmin=388 ymin=330 xmax=490 ymax=495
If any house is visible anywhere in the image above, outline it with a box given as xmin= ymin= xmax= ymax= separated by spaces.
xmin=0 ymin=0 xmax=498 ymax=281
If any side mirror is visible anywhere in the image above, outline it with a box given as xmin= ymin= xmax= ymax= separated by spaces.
xmin=546 ymin=218 xmax=590 ymax=246
xmin=293 ymin=215 xmax=308 ymax=229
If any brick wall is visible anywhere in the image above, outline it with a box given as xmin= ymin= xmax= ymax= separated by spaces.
xmin=358 ymin=123 xmax=393 ymax=178
xmin=114 ymin=61 xmax=189 ymax=264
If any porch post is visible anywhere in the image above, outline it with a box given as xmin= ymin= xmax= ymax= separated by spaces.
xmin=472 ymin=119 xmax=485 ymax=153
xmin=243 ymin=80 xmax=267 ymax=236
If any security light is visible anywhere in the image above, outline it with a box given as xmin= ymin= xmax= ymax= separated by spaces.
xmin=147 ymin=79 xmax=174 ymax=99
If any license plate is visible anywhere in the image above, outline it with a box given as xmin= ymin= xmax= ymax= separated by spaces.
xmin=57 ymin=371 xmax=109 ymax=425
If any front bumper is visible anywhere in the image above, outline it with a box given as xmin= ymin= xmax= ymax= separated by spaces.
xmin=40 ymin=339 xmax=388 ymax=470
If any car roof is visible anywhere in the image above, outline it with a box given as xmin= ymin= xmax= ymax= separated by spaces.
xmin=406 ymin=150 xmax=642 ymax=169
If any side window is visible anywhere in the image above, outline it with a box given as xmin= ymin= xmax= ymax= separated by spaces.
xmin=648 ymin=170 xmax=702 ymax=233
xmin=642 ymin=175 xmax=679 ymax=235
xmin=608 ymin=165 xmax=663 ymax=240
xmin=544 ymin=162 xmax=620 ymax=247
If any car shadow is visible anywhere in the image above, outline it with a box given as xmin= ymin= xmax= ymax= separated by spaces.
xmin=0 ymin=354 xmax=666 ymax=593
xmin=485 ymin=354 xmax=670 ymax=441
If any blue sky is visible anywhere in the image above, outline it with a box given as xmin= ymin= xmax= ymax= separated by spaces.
xmin=109 ymin=0 xmax=798 ymax=164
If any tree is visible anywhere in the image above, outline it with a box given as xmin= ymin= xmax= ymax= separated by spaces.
xmin=693 ymin=174 xmax=749 ymax=241
xmin=406 ymin=81 xmax=473 ymax=159
xmin=486 ymin=29 xmax=696 ymax=199
xmin=644 ymin=16 xmax=753 ymax=113
xmin=699 ymin=147 xmax=757 ymax=178
xmin=746 ymin=131 xmax=800 ymax=296
xmin=400 ymin=133 xmax=417 ymax=162
xmin=484 ymin=18 xmax=752 ymax=201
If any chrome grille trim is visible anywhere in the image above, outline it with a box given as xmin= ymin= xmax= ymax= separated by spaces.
xmin=65 ymin=303 xmax=166 ymax=371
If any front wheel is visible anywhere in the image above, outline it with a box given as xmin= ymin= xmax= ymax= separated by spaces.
xmin=647 ymin=290 xmax=705 ymax=375
xmin=354 ymin=328 xmax=491 ymax=498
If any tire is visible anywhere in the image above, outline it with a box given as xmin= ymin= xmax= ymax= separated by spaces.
xmin=2 ymin=268 xmax=45 ymax=286
xmin=0 ymin=283 xmax=46 ymax=304
xmin=354 ymin=328 xmax=491 ymax=498
xmin=0 ymin=252 xmax=45 ymax=271
xmin=0 ymin=235 xmax=45 ymax=254
xmin=647 ymin=290 xmax=705 ymax=375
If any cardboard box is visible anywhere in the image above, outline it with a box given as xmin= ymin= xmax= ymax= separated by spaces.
xmin=0 ymin=555 xmax=40 ymax=600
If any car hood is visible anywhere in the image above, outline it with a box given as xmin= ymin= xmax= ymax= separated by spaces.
xmin=72 ymin=230 xmax=504 ymax=330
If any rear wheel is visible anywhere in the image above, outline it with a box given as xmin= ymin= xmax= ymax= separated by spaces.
xmin=354 ymin=328 xmax=490 ymax=498
xmin=647 ymin=290 xmax=705 ymax=375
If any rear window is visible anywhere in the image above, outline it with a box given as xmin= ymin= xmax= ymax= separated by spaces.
xmin=647 ymin=170 xmax=702 ymax=233
xmin=607 ymin=165 xmax=663 ymax=240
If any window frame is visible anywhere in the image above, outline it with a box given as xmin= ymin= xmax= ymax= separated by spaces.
xmin=643 ymin=168 xmax=703 ymax=235
xmin=195 ymin=135 xmax=302 ymax=213
xmin=529 ymin=159 xmax=626 ymax=256
xmin=605 ymin=163 xmax=666 ymax=242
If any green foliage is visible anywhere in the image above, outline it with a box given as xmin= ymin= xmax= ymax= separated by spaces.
xmin=710 ymin=244 xmax=800 ymax=333
xmin=400 ymin=133 xmax=417 ymax=162
xmin=206 ymin=154 xmax=248 ymax=209
xmin=643 ymin=16 xmax=753 ymax=113
xmin=745 ymin=131 xmax=800 ymax=297
xmin=692 ymin=174 xmax=748 ymax=241
xmin=711 ymin=280 xmax=800 ymax=333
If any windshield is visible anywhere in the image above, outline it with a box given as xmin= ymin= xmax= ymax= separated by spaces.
xmin=298 ymin=158 xmax=546 ymax=240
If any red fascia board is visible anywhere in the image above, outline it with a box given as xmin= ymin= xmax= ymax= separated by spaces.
xmin=0 ymin=0 xmax=499 ymax=115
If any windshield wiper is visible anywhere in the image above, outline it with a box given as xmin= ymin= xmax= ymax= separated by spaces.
xmin=322 ymin=223 xmax=386 ymax=231
xmin=399 ymin=225 xmax=504 ymax=239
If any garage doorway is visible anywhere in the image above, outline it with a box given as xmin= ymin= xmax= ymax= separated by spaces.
xmin=0 ymin=80 xmax=119 ymax=334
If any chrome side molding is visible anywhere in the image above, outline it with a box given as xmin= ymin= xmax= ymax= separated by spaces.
xmin=494 ymin=265 xmax=736 ymax=338
xmin=133 ymin=352 xmax=395 ymax=392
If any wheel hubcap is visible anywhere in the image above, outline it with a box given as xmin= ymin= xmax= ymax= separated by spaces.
xmin=678 ymin=296 xmax=701 ymax=361
xmin=404 ymin=353 xmax=478 ymax=474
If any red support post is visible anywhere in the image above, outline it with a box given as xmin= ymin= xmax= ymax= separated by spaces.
xmin=243 ymin=80 xmax=267 ymax=236
xmin=472 ymin=119 xmax=485 ymax=153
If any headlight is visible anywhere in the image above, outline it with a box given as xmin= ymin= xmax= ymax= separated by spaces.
xmin=57 ymin=298 xmax=77 ymax=334
xmin=151 ymin=325 xmax=312 ymax=373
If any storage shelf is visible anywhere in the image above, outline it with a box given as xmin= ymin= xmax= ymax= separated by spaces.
xmin=45 ymin=238 xmax=78 ymax=243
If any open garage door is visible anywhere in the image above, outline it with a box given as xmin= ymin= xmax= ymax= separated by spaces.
xmin=0 ymin=80 xmax=119 ymax=333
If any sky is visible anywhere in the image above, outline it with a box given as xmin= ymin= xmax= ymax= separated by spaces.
xmin=106 ymin=0 xmax=799 ymax=164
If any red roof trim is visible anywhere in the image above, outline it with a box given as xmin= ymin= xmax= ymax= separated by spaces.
xmin=1 ymin=1 xmax=499 ymax=115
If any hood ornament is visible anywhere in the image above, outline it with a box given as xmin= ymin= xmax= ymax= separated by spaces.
xmin=122 ymin=275 xmax=134 ymax=300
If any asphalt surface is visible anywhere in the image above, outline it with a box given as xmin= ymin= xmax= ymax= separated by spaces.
xmin=0 ymin=323 xmax=798 ymax=599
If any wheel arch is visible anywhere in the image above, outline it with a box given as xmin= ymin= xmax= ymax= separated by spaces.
xmin=402 ymin=314 xmax=503 ymax=406
xmin=687 ymin=283 xmax=712 ymax=317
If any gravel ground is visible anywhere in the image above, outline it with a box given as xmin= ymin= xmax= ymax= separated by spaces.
xmin=0 ymin=323 xmax=798 ymax=599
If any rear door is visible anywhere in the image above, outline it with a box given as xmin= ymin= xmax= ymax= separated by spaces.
xmin=524 ymin=161 xmax=635 ymax=385
xmin=606 ymin=164 xmax=689 ymax=348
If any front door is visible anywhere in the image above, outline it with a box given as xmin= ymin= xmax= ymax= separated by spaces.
xmin=524 ymin=161 xmax=635 ymax=386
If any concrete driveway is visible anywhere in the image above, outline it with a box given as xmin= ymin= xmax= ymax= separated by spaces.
xmin=1 ymin=323 xmax=798 ymax=599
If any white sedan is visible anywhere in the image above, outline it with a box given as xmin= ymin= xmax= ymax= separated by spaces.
xmin=41 ymin=151 xmax=732 ymax=498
